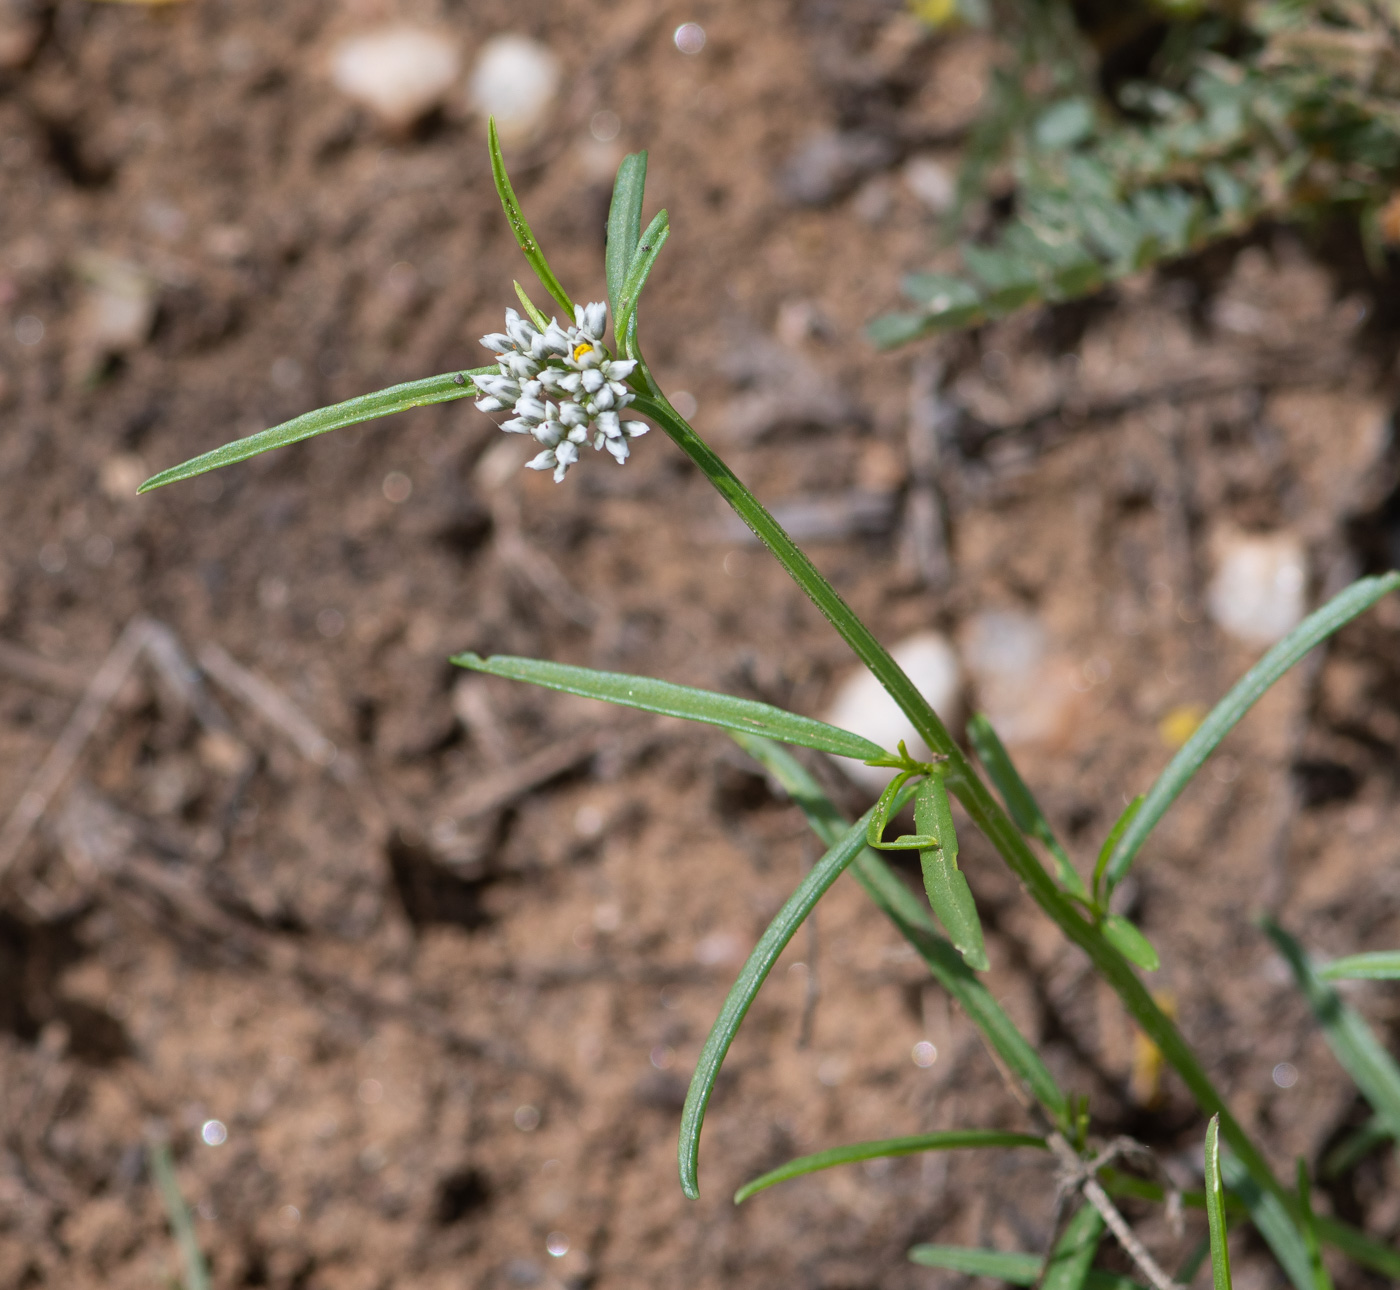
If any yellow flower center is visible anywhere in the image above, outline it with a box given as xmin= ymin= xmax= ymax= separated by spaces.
xmin=572 ymin=341 xmax=595 ymax=363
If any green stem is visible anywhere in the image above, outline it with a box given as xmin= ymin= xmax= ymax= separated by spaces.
xmin=631 ymin=389 xmax=1290 ymax=1212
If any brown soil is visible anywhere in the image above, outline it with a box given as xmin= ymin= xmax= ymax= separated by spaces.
xmin=0 ymin=3 xmax=1398 ymax=1288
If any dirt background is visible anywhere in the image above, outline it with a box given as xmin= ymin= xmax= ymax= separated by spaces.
xmin=0 ymin=2 xmax=1398 ymax=1288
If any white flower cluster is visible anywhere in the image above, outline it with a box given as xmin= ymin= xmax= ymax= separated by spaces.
xmin=475 ymin=301 xmax=648 ymax=482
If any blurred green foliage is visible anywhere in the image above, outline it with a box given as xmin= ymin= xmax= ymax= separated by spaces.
xmin=875 ymin=0 xmax=1400 ymax=346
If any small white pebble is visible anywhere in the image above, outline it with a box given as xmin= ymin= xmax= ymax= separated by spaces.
xmin=1207 ymin=531 xmax=1306 ymax=646
xmin=331 ymin=27 xmax=461 ymax=131
xmin=467 ymin=35 xmax=560 ymax=142
xmin=201 ymin=1119 xmax=228 ymax=1146
xmin=1272 ymin=1062 xmax=1299 ymax=1089
xmin=824 ymin=632 xmax=961 ymax=791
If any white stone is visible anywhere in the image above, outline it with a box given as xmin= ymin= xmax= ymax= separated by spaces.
xmin=824 ymin=632 xmax=961 ymax=791
xmin=903 ymin=155 xmax=955 ymax=213
xmin=1207 ymin=531 xmax=1307 ymax=646
xmin=467 ymin=35 xmax=560 ymax=143
xmin=331 ymin=27 xmax=461 ymax=131
xmin=961 ymin=608 xmax=1082 ymax=750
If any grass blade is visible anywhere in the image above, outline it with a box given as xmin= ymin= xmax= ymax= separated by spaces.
xmin=908 ymin=1244 xmax=1146 ymax=1290
xmin=731 ymin=733 xmax=1070 ymax=1125
xmin=916 ymin=773 xmax=989 ymax=970
xmin=968 ymin=713 xmax=1085 ymax=898
xmin=1093 ymin=795 xmax=1144 ymax=904
xmin=1263 ymin=919 xmax=1400 ymax=1139
xmin=1296 ymin=1159 xmax=1334 ymax=1290
xmin=1205 ymin=1116 xmax=1234 ymax=1290
xmin=1318 ymin=952 xmax=1400 ymax=981
xmin=678 ymin=783 xmax=918 ymax=1200
xmin=453 ymin=654 xmax=886 ymax=760
xmin=488 ymin=117 xmax=575 ymax=317
xmin=1103 ymin=573 xmax=1400 ymax=890
xmin=1219 ymin=1151 xmax=1317 ymax=1290
xmin=1042 ymin=1201 xmax=1105 ymax=1290
xmin=734 ymin=1130 xmax=1046 ymax=1203
xmin=148 ymin=1139 xmax=211 ymax=1290
xmin=139 ymin=369 xmax=493 ymax=493
xmin=909 ymin=1245 xmax=1043 ymax=1283
xmin=606 ymin=152 xmax=649 ymax=321
xmin=616 ymin=209 xmax=670 ymax=355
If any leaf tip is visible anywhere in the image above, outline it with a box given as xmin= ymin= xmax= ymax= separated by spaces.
xmin=449 ymin=651 xmax=485 ymax=670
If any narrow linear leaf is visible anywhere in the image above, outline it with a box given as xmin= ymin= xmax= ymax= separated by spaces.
xmin=1205 ymin=1116 xmax=1234 ymax=1290
xmin=1219 ymin=1152 xmax=1318 ymax=1290
xmin=512 ymin=280 xmax=550 ymax=330
xmin=734 ymin=1130 xmax=1045 ymax=1203
xmin=731 ymin=734 xmax=1069 ymax=1125
xmin=1094 ymin=795 xmax=1144 ymax=903
xmin=678 ymin=784 xmax=919 ymax=1199
xmin=616 ymin=209 xmax=670 ymax=353
xmin=1101 ymin=915 xmax=1160 ymax=972
xmin=968 ymin=714 xmax=1085 ymax=898
xmin=148 ymin=1140 xmax=211 ymax=1290
xmin=453 ymin=654 xmax=885 ymax=761
xmin=138 ymin=369 xmax=492 ymax=493
xmin=1263 ymin=919 xmax=1400 ymax=1140
xmin=1042 ymin=1202 xmax=1106 ymax=1290
xmin=916 ymin=774 xmax=988 ymax=970
xmin=1296 ymin=1159 xmax=1334 ymax=1290
xmin=907 ymin=1244 xmax=1146 ymax=1290
xmin=1105 ymin=573 xmax=1400 ymax=889
xmin=488 ymin=117 xmax=575 ymax=317
xmin=1318 ymin=952 xmax=1400 ymax=981
xmin=606 ymin=152 xmax=649 ymax=321
xmin=909 ymin=1244 xmax=1043 ymax=1283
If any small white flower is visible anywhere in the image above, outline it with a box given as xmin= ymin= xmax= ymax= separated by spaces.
xmin=476 ymin=300 xmax=649 ymax=481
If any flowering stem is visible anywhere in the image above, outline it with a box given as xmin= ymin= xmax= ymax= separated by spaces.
xmin=631 ymin=389 xmax=1291 ymax=1211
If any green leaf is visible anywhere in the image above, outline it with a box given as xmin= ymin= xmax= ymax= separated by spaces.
xmin=488 ymin=117 xmax=575 ymax=318
xmin=916 ymin=773 xmax=988 ymax=970
xmin=1034 ymin=97 xmax=1096 ymax=150
xmin=731 ymin=733 xmax=1070 ymax=1126
xmin=1094 ymin=796 xmax=1144 ymax=904
xmin=865 ymin=310 xmax=954 ymax=349
xmin=968 ymin=713 xmax=1085 ymax=899
xmin=1100 ymin=914 xmax=1160 ymax=972
xmin=615 ymin=209 xmax=670 ymax=356
xmin=909 ymin=1244 xmax=1044 ymax=1283
xmin=733 ymin=1130 xmax=1046 ymax=1203
xmin=1263 ymin=919 xmax=1400 ymax=1141
xmin=138 ymin=369 xmax=492 ymax=493
xmin=1218 ymin=1152 xmax=1318 ymax=1290
xmin=1318 ymin=952 xmax=1400 ymax=981
xmin=1296 ymin=1159 xmax=1334 ymax=1290
xmin=900 ymin=272 xmax=983 ymax=314
xmin=678 ymin=783 xmax=919 ymax=1199
xmin=606 ymin=152 xmax=649 ymax=322
xmin=866 ymin=771 xmax=938 ymax=850
xmin=1104 ymin=573 xmax=1400 ymax=889
xmin=1042 ymin=1202 xmax=1105 ymax=1290
xmin=452 ymin=653 xmax=885 ymax=761
xmin=907 ymin=1244 xmax=1146 ymax=1290
xmin=961 ymin=243 xmax=1042 ymax=309
xmin=148 ymin=1140 xmax=211 ymax=1290
xmin=1205 ymin=1116 xmax=1234 ymax=1290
